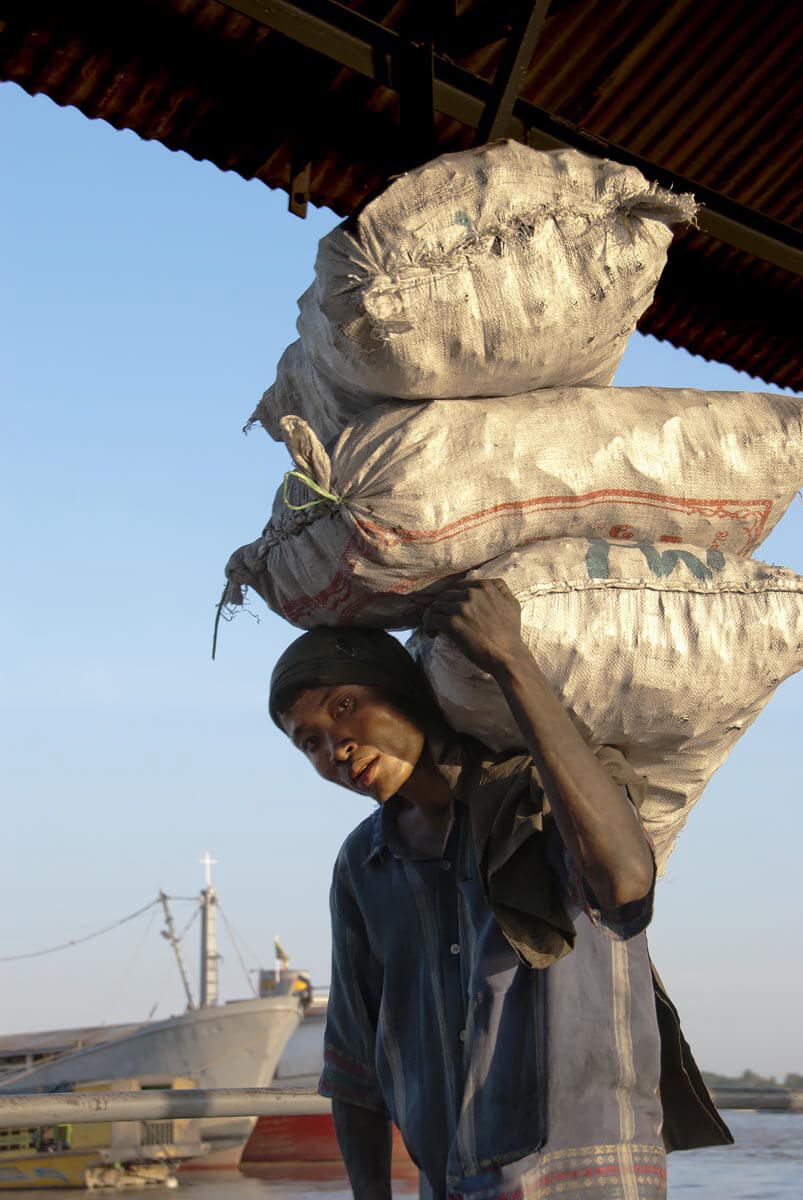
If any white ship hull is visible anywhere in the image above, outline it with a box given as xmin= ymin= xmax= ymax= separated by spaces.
xmin=0 ymin=996 xmax=302 ymax=1145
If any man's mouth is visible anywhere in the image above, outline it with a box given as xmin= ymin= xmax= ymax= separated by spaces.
xmin=350 ymin=757 xmax=379 ymax=789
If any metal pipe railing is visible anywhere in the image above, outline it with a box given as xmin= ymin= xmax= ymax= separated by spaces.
xmin=709 ymin=1085 xmax=803 ymax=1111
xmin=0 ymin=1087 xmax=330 ymax=1129
xmin=3 ymin=1084 xmax=801 ymax=1131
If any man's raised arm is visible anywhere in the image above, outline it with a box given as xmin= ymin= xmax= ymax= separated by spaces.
xmin=424 ymin=579 xmax=654 ymax=909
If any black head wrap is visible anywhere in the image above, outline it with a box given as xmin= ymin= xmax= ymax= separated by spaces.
xmin=269 ymin=627 xmax=440 ymax=730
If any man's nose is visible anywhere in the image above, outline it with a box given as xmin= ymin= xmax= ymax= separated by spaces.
xmin=331 ymin=737 xmax=357 ymax=764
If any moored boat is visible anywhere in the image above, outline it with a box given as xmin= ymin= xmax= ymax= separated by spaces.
xmin=0 ymin=1075 xmax=203 ymax=1190
xmin=0 ymin=860 xmax=311 ymax=1165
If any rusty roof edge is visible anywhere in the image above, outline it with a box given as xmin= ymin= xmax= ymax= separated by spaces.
xmin=215 ymin=0 xmax=803 ymax=276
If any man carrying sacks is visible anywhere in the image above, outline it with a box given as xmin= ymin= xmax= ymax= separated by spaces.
xmin=268 ymin=580 xmax=731 ymax=1200
xmin=227 ymin=140 xmax=803 ymax=876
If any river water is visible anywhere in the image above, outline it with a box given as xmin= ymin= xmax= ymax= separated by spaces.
xmin=25 ymin=1112 xmax=803 ymax=1198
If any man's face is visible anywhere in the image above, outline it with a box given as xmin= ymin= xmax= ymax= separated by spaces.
xmin=280 ymin=683 xmax=426 ymax=805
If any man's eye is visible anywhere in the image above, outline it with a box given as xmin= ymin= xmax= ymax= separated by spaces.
xmin=335 ymin=696 xmax=353 ymax=715
xmin=303 ymin=736 xmax=319 ymax=753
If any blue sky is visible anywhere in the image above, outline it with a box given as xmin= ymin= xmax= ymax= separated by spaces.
xmin=1 ymin=82 xmax=801 ymax=1078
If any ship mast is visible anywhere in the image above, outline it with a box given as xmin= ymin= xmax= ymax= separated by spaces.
xmin=199 ymin=851 xmax=219 ymax=1008
xmin=158 ymin=890 xmax=195 ymax=1011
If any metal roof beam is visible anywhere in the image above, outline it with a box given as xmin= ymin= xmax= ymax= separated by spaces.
xmin=519 ymin=115 xmax=803 ymax=276
xmin=398 ymin=25 xmax=436 ymax=172
xmin=217 ymin=0 xmax=803 ymax=277
xmin=404 ymin=40 xmax=436 ymax=166
xmin=474 ymin=1 xmax=552 ymax=146
xmin=217 ymin=0 xmax=398 ymax=85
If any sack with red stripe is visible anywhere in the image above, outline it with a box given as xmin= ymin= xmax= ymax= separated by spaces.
xmin=224 ymin=387 xmax=803 ymax=629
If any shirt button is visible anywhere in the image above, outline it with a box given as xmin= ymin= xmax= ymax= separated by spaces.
xmin=458 ymin=1029 xmax=466 ymax=1042
xmin=450 ymin=943 xmax=460 ymax=956
xmin=440 ymin=860 xmax=451 ymax=870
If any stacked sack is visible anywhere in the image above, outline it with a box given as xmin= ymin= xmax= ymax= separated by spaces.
xmin=226 ymin=140 xmax=803 ymax=872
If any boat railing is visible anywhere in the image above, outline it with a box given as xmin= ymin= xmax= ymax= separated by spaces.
xmin=0 ymin=1126 xmax=38 ymax=1152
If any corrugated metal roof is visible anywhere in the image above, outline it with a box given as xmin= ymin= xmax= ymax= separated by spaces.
xmin=1 ymin=0 xmax=800 ymax=388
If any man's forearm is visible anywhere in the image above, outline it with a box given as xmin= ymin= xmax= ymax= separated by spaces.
xmin=332 ymin=1098 xmax=393 ymax=1200
xmin=491 ymin=651 xmax=654 ymax=908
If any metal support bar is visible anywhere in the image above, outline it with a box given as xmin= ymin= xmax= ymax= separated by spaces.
xmin=1 ymin=1083 xmax=801 ymax=1130
xmin=0 ymin=1088 xmax=330 ymax=1129
xmin=158 ymin=891 xmax=195 ymax=1012
xmin=397 ymin=37 xmax=435 ymax=171
xmin=216 ymin=0 xmax=803 ymax=277
xmin=522 ymin=119 xmax=803 ymax=275
xmin=709 ymin=1086 xmax=803 ymax=1111
xmin=474 ymin=1 xmax=552 ymax=146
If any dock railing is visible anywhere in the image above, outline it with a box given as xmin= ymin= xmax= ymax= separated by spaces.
xmin=0 ymin=1087 xmax=330 ymax=1129
xmin=1 ymin=1079 xmax=801 ymax=1200
xmin=708 ymin=1085 xmax=803 ymax=1111
xmin=1 ymin=1084 xmax=802 ymax=1129
xmin=1 ymin=1084 xmax=801 ymax=1200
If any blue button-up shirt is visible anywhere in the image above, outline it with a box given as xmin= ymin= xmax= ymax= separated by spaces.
xmin=319 ymin=755 xmax=665 ymax=1199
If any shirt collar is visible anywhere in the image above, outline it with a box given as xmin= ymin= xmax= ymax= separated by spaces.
xmin=363 ymin=797 xmax=408 ymax=864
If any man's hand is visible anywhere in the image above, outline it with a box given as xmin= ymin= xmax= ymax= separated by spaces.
xmin=423 ymin=578 xmax=525 ymax=677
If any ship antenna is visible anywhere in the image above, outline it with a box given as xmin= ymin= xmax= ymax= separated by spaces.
xmin=158 ymin=890 xmax=195 ymax=1011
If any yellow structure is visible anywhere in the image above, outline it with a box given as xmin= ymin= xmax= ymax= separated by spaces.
xmin=0 ymin=1077 xmax=204 ymax=1189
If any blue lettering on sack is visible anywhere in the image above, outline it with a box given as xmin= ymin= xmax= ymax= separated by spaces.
xmin=454 ymin=210 xmax=473 ymax=232
xmin=585 ymin=538 xmax=726 ymax=581
xmin=585 ymin=537 xmax=612 ymax=579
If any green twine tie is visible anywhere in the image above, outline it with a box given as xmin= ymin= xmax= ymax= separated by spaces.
xmin=283 ymin=469 xmax=343 ymax=511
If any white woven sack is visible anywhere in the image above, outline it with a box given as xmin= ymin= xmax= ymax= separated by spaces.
xmin=256 ymin=338 xmax=368 ymax=448
xmin=225 ymin=388 xmax=803 ymax=628
xmin=408 ymin=538 xmax=803 ymax=873
xmin=250 ymin=141 xmax=695 ymax=445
